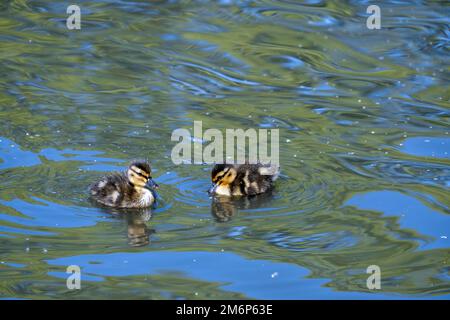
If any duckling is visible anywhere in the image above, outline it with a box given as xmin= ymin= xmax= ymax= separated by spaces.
xmin=89 ymin=161 xmax=159 ymax=208
xmin=209 ymin=163 xmax=279 ymax=196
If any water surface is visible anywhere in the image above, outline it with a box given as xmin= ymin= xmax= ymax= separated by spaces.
xmin=0 ymin=0 xmax=449 ymax=299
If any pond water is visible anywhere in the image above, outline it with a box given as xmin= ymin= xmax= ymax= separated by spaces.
xmin=0 ymin=0 xmax=449 ymax=299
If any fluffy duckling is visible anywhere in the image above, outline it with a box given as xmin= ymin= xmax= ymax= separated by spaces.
xmin=89 ymin=161 xmax=159 ymax=208
xmin=209 ymin=163 xmax=279 ymax=196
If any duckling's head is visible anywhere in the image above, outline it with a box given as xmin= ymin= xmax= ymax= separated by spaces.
xmin=127 ymin=161 xmax=159 ymax=190
xmin=209 ymin=164 xmax=237 ymax=194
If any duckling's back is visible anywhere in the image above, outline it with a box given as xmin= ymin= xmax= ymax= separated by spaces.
xmin=236 ymin=163 xmax=279 ymax=196
xmin=89 ymin=172 xmax=130 ymax=207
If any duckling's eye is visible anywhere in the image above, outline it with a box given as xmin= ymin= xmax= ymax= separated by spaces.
xmin=131 ymin=168 xmax=150 ymax=179
xmin=213 ymin=171 xmax=226 ymax=182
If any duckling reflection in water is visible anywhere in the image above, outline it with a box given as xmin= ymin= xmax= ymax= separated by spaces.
xmin=211 ymin=191 xmax=276 ymax=222
xmin=89 ymin=160 xmax=159 ymax=208
xmin=125 ymin=210 xmax=155 ymax=247
xmin=97 ymin=206 xmax=155 ymax=247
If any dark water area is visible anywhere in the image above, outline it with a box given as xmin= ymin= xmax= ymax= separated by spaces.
xmin=0 ymin=0 xmax=449 ymax=299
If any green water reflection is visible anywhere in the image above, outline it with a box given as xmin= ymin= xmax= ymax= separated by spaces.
xmin=0 ymin=0 xmax=449 ymax=299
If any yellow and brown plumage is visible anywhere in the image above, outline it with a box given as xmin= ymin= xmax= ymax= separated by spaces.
xmin=209 ymin=163 xmax=279 ymax=196
xmin=89 ymin=161 xmax=159 ymax=208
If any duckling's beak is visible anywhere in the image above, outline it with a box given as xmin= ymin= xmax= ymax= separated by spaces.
xmin=208 ymin=183 xmax=217 ymax=194
xmin=145 ymin=178 xmax=159 ymax=190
